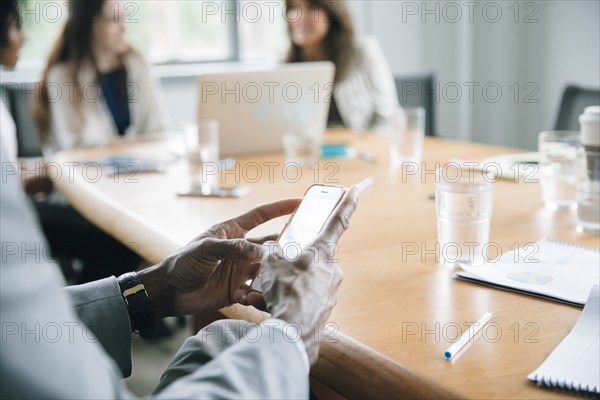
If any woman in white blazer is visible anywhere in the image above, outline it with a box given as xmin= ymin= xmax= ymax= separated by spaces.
xmin=284 ymin=0 xmax=400 ymax=132
xmin=35 ymin=0 xmax=166 ymax=152
xmin=27 ymin=0 xmax=161 ymax=287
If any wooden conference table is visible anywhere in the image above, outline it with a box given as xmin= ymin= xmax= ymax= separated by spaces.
xmin=53 ymin=131 xmax=599 ymax=399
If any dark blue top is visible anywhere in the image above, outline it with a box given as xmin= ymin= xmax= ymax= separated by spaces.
xmin=99 ymin=69 xmax=130 ymax=136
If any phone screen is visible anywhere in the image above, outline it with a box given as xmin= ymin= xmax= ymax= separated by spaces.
xmin=251 ymin=184 xmax=346 ymax=291
xmin=278 ymin=185 xmax=345 ymax=249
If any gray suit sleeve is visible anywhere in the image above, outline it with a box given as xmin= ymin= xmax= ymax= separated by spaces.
xmin=1 ymin=146 xmax=308 ymax=399
xmin=64 ymin=277 xmax=133 ymax=377
xmin=154 ymin=320 xmax=309 ymax=399
xmin=0 ymin=148 xmax=134 ymax=399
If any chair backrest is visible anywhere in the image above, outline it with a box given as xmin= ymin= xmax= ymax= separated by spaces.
xmin=0 ymin=83 xmax=43 ymax=158
xmin=554 ymin=85 xmax=600 ymax=131
xmin=394 ymin=73 xmax=436 ymax=136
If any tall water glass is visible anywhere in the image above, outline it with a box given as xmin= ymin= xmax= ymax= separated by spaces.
xmin=281 ymin=106 xmax=323 ymax=166
xmin=282 ymin=130 xmax=321 ymax=166
xmin=183 ymin=121 xmax=219 ymax=194
xmin=436 ymin=167 xmax=494 ymax=266
xmin=576 ymin=106 xmax=600 ymax=233
xmin=538 ymin=131 xmax=579 ymax=210
xmin=389 ymin=107 xmax=425 ymax=167
xmin=576 ymin=146 xmax=600 ymax=233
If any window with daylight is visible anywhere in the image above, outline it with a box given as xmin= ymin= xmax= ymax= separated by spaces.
xmin=16 ymin=0 xmax=290 ymax=70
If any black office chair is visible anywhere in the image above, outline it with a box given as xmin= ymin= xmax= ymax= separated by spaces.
xmin=394 ymin=73 xmax=436 ymax=136
xmin=0 ymin=82 xmax=44 ymax=157
xmin=554 ymin=84 xmax=600 ymax=131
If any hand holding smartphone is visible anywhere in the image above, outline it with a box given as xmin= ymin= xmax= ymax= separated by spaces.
xmin=251 ymin=178 xmax=373 ymax=292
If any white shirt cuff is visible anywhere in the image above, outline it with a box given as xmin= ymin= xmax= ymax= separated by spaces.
xmin=262 ymin=318 xmax=310 ymax=376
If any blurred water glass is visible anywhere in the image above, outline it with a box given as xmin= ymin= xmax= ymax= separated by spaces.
xmin=389 ymin=107 xmax=425 ymax=167
xmin=576 ymin=105 xmax=600 ymax=233
xmin=282 ymin=111 xmax=323 ymax=166
xmin=436 ymin=167 xmax=495 ymax=266
xmin=183 ymin=121 xmax=220 ymax=194
xmin=576 ymin=145 xmax=600 ymax=233
xmin=538 ymin=131 xmax=580 ymax=210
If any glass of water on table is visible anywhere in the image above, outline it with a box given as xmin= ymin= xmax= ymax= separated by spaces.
xmin=436 ymin=166 xmax=495 ymax=266
xmin=389 ymin=107 xmax=426 ymax=167
xmin=183 ymin=121 xmax=219 ymax=195
xmin=538 ymin=131 xmax=580 ymax=210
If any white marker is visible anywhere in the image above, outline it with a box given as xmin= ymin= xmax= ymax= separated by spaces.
xmin=354 ymin=177 xmax=374 ymax=193
xmin=444 ymin=311 xmax=492 ymax=360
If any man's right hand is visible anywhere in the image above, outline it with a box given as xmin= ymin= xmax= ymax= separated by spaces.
xmin=257 ymin=187 xmax=360 ymax=365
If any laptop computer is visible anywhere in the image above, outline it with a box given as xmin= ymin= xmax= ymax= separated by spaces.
xmin=197 ymin=61 xmax=335 ymax=156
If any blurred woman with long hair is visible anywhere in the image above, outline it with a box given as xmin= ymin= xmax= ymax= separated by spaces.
xmin=35 ymin=0 xmax=166 ymax=151
xmin=29 ymin=0 xmax=165 ymax=286
xmin=285 ymin=0 xmax=400 ymax=131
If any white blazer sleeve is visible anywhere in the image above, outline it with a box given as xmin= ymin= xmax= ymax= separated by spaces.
xmin=360 ymin=37 xmax=400 ymax=131
xmin=45 ymin=66 xmax=79 ymax=152
xmin=334 ymin=36 xmax=400 ymax=132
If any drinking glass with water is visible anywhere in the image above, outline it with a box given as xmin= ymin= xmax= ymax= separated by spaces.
xmin=436 ymin=167 xmax=495 ymax=266
xmin=538 ymin=131 xmax=579 ymax=210
xmin=183 ymin=121 xmax=219 ymax=195
xmin=576 ymin=106 xmax=600 ymax=233
xmin=388 ymin=107 xmax=425 ymax=167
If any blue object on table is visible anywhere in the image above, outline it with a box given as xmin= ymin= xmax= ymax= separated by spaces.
xmin=321 ymin=143 xmax=349 ymax=158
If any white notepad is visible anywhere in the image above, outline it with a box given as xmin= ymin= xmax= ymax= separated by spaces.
xmin=528 ymin=285 xmax=600 ymax=394
xmin=455 ymin=239 xmax=600 ymax=306
xmin=449 ymin=152 xmax=540 ymax=181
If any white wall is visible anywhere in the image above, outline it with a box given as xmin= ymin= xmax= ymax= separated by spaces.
xmin=343 ymin=0 xmax=600 ymax=149
xmin=157 ymin=0 xmax=600 ymax=150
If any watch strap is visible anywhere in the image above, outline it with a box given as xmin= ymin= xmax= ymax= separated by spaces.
xmin=117 ymin=272 xmax=156 ymax=339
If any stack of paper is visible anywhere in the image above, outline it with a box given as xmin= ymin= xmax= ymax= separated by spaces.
xmin=449 ymin=152 xmax=540 ymax=181
xmin=528 ymin=286 xmax=600 ymax=394
xmin=456 ymin=239 xmax=600 ymax=306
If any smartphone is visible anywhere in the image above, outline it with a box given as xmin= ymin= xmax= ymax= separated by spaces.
xmin=251 ymin=184 xmax=347 ymax=292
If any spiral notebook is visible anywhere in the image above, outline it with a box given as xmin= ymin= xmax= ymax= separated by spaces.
xmin=455 ymin=239 xmax=600 ymax=306
xmin=528 ymin=285 xmax=599 ymax=394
